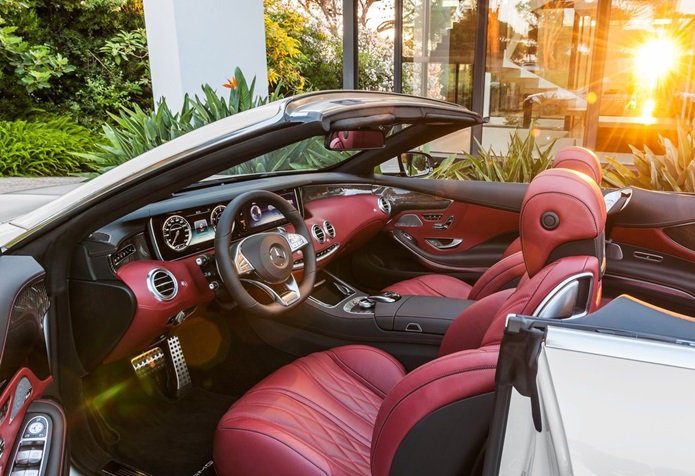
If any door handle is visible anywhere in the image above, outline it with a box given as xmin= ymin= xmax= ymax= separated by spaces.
xmin=425 ymin=238 xmax=463 ymax=250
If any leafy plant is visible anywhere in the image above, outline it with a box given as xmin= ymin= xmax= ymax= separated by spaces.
xmin=0 ymin=117 xmax=99 ymax=176
xmin=431 ymin=128 xmax=556 ymax=182
xmin=84 ymin=67 xmax=283 ymax=171
xmin=602 ymin=123 xmax=695 ymax=192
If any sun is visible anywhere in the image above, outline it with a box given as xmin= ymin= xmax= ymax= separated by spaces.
xmin=634 ymin=36 xmax=680 ymax=87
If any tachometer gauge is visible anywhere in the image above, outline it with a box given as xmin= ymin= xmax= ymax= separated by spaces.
xmin=250 ymin=204 xmax=262 ymax=222
xmin=162 ymin=215 xmax=192 ymax=251
xmin=211 ymin=205 xmax=234 ymax=232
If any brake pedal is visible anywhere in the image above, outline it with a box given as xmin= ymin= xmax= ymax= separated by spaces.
xmin=166 ymin=336 xmax=192 ymax=398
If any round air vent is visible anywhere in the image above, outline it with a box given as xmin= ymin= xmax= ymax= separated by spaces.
xmin=377 ymin=196 xmax=391 ymax=215
xmin=147 ymin=268 xmax=178 ymax=302
xmin=311 ymin=224 xmax=326 ymax=244
xmin=323 ymin=221 xmax=336 ymax=239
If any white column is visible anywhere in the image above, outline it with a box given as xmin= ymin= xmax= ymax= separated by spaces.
xmin=143 ymin=0 xmax=268 ymax=112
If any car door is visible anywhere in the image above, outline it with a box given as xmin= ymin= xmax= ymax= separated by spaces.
xmin=603 ymin=187 xmax=695 ymax=315
xmin=351 ymin=174 xmax=527 ymax=292
xmin=0 ymin=255 xmax=68 ymax=475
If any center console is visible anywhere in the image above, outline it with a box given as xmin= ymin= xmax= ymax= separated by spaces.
xmin=306 ymin=270 xmax=474 ymax=336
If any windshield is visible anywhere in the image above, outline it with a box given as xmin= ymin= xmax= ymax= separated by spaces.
xmin=216 ymin=136 xmax=354 ymax=177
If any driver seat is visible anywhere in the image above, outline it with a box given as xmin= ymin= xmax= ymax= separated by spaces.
xmin=213 ymin=169 xmax=606 ymax=476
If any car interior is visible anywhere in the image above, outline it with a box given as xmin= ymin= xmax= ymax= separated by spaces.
xmin=4 ymin=95 xmax=695 ymax=476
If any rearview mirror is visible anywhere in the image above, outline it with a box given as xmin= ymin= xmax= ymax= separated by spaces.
xmin=326 ymin=130 xmax=386 ymax=150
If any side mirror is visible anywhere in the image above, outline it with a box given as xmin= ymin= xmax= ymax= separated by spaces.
xmin=326 ymin=130 xmax=385 ymax=150
xmin=401 ymin=152 xmax=433 ymax=177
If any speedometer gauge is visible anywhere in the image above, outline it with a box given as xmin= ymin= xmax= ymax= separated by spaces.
xmin=211 ymin=205 xmax=234 ymax=233
xmin=162 ymin=215 xmax=192 ymax=251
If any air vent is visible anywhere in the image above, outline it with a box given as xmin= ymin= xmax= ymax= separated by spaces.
xmin=377 ymin=196 xmax=391 ymax=215
xmin=147 ymin=268 xmax=178 ymax=302
xmin=311 ymin=224 xmax=326 ymax=244
xmin=323 ymin=221 xmax=336 ymax=239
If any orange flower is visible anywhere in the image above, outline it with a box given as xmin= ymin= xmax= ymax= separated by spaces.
xmin=223 ymin=76 xmax=237 ymax=89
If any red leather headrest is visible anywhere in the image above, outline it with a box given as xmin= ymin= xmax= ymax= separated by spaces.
xmin=520 ymin=169 xmax=606 ymax=278
xmin=552 ymin=146 xmax=602 ymax=185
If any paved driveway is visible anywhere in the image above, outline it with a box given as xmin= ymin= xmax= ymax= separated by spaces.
xmin=0 ymin=177 xmax=84 ymax=193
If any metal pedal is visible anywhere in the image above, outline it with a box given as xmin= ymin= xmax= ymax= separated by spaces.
xmin=131 ymin=347 xmax=165 ymax=380
xmin=166 ymin=336 xmax=192 ymax=397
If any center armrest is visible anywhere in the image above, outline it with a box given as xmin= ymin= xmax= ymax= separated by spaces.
xmin=374 ymin=295 xmax=474 ymax=335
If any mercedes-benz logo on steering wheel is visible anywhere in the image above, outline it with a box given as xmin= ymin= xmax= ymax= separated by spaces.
xmin=269 ymin=245 xmax=288 ymax=267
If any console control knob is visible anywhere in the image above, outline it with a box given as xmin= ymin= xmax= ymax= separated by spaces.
xmin=209 ymin=281 xmax=220 ymax=292
xmin=358 ymin=298 xmax=375 ymax=309
xmin=196 ymin=254 xmax=212 ymax=267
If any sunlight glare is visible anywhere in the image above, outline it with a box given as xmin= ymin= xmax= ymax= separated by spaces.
xmin=634 ymin=37 xmax=679 ymax=85
xmin=640 ymin=98 xmax=657 ymax=124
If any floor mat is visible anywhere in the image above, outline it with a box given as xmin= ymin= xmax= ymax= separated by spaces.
xmin=103 ymin=386 xmax=235 ymax=476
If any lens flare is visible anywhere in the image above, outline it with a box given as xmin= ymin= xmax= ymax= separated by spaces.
xmin=634 ymin=36 xmax=680 ymax=86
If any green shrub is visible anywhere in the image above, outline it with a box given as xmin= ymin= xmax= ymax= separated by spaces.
xmin=431 ymin=128 xmax=556 ymax=182
xmin=602 ymin=123 xmax=695 ymax=192
xmin=0 ymin=116 xmax=99 ymax=176
xmin=84 ymin=67 xmax=283 ymax=171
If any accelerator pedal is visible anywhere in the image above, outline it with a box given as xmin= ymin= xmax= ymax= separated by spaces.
xmin=165 ymin=336 xmax=192 ymax=398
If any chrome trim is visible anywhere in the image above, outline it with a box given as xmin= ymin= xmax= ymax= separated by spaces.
xmin=241 ymin=275 xmax=301 ymax=306
xmin=425 ymin=238 xmax=463 ymax=250
xmin=377 ymin=196 xmax=391 ymax=215
xmin=532 ymin=272 xmax=593 ymax=319
xmin=311 ymin=224 xmax=326 ymax=244
xmin=323 ymin=220 xmax=336 ymax=239
xmin=146 ymin=268 xmax=179 ymax=302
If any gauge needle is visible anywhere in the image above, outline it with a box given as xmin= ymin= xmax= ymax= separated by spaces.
xmin=173 ymin=230 xmax=180 ymax=242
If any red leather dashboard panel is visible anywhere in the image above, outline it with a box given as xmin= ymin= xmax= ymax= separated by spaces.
xmin=107 ymin=256 xmax=214 ymax=363
xmin=304 ymin=194 xmax=389 ymax=258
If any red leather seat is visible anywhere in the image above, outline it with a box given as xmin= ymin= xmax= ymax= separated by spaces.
xmin=383 ymin=146 xmax=602 ymax=300
xmin=213 ymin=169 xmax=606 ymax=476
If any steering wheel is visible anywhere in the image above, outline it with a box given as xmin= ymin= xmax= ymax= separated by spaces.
xmin=214 ymin=190 xmax=317 ymax=317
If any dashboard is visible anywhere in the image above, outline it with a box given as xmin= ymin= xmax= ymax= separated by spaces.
xmin=70 ymin=180 xmax=406 ymax=369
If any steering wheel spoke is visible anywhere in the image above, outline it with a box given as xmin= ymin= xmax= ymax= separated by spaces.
xmin=241 ymin=275 xmax=301 ymax=307
xmin=233 ymin=245 xmax=255 ymax=276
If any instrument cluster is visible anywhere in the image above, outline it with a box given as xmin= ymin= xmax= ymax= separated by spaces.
xmin=148 ymin=188 xmax=301 ymax=261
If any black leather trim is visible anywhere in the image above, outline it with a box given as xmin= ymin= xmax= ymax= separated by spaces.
xmin=390 ymin=392 xmax=494 ymax=476
xmin=612 ymin=188 xmax=695 ymax=228
xmin=24 ymin=399 xmax=68 ymax=476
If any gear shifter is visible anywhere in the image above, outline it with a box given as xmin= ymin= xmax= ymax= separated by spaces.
xmin=368 ymin=291 xmax=402 ymax=303
xmin=356 ymin=291 xmax=402 ymax=310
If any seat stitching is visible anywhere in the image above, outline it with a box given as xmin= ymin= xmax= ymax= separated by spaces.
xmin=296 ymin=359 xmax=381 ymax=429
xmin=228 ymin=398 xmax=372 ymax=472
xmin=325 ymin=349 xmax=404 ymax=397
xmin=217 ymin=427 xmax=331 ymax=475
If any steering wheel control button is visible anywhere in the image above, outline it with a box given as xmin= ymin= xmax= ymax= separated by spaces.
xmin=234 ymin=252 xmax=255 ymax=275
xmin=541 ymin=211 xmax=560 ymax=230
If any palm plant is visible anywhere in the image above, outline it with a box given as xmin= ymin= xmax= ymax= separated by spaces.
xmin=602 ymin=123 xmax=695 ymax=192
xmin=431 ymin=128 xmax=556 ymax=183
